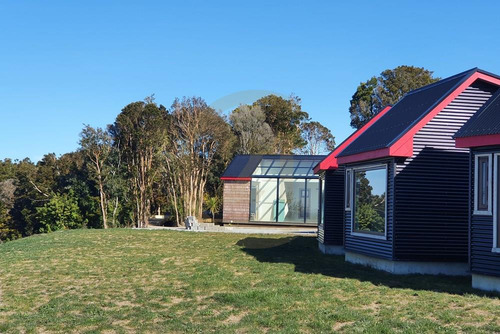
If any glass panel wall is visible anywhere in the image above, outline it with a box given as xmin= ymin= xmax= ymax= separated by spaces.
xmin=353 ymin=167 xmax=387 ymax=236
xmin=306 ymin=179 xmax=320 ymax=223
xmin=249 ymin=157 xmax=324 ymax=224
xmin=250 ymin=178 xmax=277 ymax=222
xmin=278 ymin=179 xmax=305 ymax=223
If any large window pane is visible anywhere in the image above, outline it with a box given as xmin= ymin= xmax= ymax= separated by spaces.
xmin=345 ymin=169 xmax=351 ymax=210
xmin=476 ymin=155 xmax=490 ymax=211
xmin=250 ymin=178 xmax=277 ymax=222
xmin=306 ymin=179 xmax=320 ymax=223
xmin=278 ymin=179 xmax=305 ymax=223
xmin=353 ymin=167 xmax=387 ymax=236
xmin=497 ymin=156 xmax=500 ymax=248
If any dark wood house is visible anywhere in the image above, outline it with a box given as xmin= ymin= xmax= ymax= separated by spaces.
xmin=314 ymin=106 xmax=392 ymax=255
xmin=454 ymin=90 xmax=500 ymax=292
xmin=221 ymin=155 xmax=325 ymax=225
xmin=334 ymin=68 xmax=500 ymax=275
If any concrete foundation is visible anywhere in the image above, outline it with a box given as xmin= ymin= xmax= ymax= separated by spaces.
xmin=318 ymin=242 xmax=344 ymax=255
xmin=472 ymin=273 xmax=500 ymax=293
xmin=345 ymin=251 xmax=469 ymax=276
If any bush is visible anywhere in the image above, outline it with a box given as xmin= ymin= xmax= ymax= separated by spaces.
xmin=36 ymin=191 xmax=84 ymax=233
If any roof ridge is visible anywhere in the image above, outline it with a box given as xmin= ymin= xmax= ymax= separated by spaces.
xmin=405 ymin=68 xmax=477 ymax=96
xmin=385 ymin=68 xmax=477 ymax=148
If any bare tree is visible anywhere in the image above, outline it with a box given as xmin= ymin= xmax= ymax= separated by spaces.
xmin=299 ymin=121 xmax=335 ymax=155
xmin=79 ymin=125 xmax=113 ymax=229
xmin=0 ymin=179 xmax=17 ymax=209
xmin=229 ymin=104 xmax=274 ymax=154
xmin=163 ymin=97 xmax=235 ymax=225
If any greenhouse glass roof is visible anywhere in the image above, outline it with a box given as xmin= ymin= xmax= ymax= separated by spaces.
xmin=252 ymin=158 xmax=323 ymax=177
xmin=221 ymin=155 xmax=326 ymax=179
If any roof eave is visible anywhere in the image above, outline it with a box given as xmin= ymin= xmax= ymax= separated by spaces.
xmin=220 ymin=177 xmax=252 ymax=181
xmin=455 ymin=134 xmax=500 ymax=148
xmin=314 ymin=105 xmax=392 ymax=173
xmin=336 ymin=142 xmax=413 ymax=165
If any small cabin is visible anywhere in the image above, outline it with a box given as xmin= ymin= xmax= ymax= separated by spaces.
xmin=331 ymin=68 xmax=500 ymax=275
xmin=455 ymin=90 xmax=500 ymax=293
xmin=221 ymin=155 xmax=325 ymax=225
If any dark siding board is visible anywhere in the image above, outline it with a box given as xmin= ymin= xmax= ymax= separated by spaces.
xmin=318 ymin=168 xmax=345 ymax=245
xmin=457 ymin=89 xmax=500 ymax=138
xmin=470 ymin=148 xmax=500 ymax=278
xmin=394 ymin=83 xmax=496 ymax=262
xmin=344 ymin=159 xmax=394 ymax=260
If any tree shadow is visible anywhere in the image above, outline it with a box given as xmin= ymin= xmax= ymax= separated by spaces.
xmin=236 ymin=236 xmax=500 ymax=298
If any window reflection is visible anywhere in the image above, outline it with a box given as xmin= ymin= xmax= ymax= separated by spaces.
xmin=353 ymin=167 xmax=387 ymax=236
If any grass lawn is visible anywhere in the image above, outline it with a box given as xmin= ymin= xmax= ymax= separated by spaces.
xmin=0 ymin=230 xmax=499 ymax=333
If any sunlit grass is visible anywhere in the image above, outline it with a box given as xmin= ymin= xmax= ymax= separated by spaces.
xmin=0 ymin=229 xmax=499 ymax=333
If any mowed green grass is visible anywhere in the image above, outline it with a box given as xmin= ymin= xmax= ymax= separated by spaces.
xmin=0 ymin=230 xmax=499 ymax=333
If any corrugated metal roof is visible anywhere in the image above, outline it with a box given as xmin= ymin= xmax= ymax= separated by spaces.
xmin=337 ymin=69 xmax=477 ymax=157
xmin=455 ymin=89 xmax=500 ymax=138
xmin=222 ymin=154 xmax=326 ymax=178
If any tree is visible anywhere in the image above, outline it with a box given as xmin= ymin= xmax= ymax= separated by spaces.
xmin=110 ymin=97 xmax=168 ymax=228
xmin=253 ymin=95 xmax=309 ymax=153
xmin=79 ymin=125 xmax=113 ymax=229
xmin=229 ymin=104 xmax=274 ymax=154
xmin=163 ymin=97 xmax=235 ymax=225
xmin=203 ymin=195 xmax=220 ymax=223
xmin=0 ymin=201 xmax=19 ymax=242
xmin=349 ymin=66 xmax=439 ymax=129
xmin=299 ymin=121 xmax=335 ymax=155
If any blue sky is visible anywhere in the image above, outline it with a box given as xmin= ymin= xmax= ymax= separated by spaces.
xmin=1 ymin=1 xmax=500 ymax=161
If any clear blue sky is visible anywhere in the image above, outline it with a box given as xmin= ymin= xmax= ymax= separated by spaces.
xmin=1 ymin=1 xmax=500 ymax=161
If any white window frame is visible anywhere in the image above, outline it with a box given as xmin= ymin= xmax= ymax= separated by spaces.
xmin=351 ymin=164 xmax=388 ymax=240
xmin=345 ymin=169 xmax=352 ymax=211
xmin=474 ymin=154 xmax=492 ymax=215
xmin=492 ymin=153 xmax=500 ymax=253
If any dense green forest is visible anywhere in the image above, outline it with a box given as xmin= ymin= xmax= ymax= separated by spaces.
xmin=0 ymin=94 xmax=335 ymax=241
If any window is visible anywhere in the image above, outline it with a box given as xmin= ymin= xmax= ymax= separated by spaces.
xmin=493 ymin=154 xmax=500 ymax=252
xmin=250 ymin=178 xmax=278 ymax=222
xmin=306 ymin=179 xmax=320 ymax=223
xmin=474 ymin=154 xmax=492 ymax=215
xmin=278 ymin=179 xmax=305 ymax=223
xmin=345 ymin=169 xmax=352 ymax=210
xmin=352 ymin=165 xmax=387 ymax=238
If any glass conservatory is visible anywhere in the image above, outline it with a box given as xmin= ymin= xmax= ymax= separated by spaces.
xmin=221 ymin=155 xmax=325 ymax=225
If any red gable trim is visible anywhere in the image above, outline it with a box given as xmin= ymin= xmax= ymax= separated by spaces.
xmin=313 ymin=106 xmax=392 ymax=173
xmin=337 ymin=72 xmax=500 ymax=165
xmin=455 ymin=134 xmax=500 ymax=148
xmin=220 ymin=177 xmax=252 ymax=181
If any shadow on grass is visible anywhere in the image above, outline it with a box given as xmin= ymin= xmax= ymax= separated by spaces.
xmin=237 ymin=236 xmax=500 ymax=298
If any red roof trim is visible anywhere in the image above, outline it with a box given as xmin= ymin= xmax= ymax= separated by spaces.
xmin=313 ymin=106 xmax=392 ymax=173
xmin=220 ymin=177 xmax=252 ymax=181
xmin=455 ymin=134 xmax=500 ymax=148
xmin=337 ymin=71 xmax=500 ymax=165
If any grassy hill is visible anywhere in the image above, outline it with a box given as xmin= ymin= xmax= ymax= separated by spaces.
xmin=0 ymin=229 xmax=499 ymax=333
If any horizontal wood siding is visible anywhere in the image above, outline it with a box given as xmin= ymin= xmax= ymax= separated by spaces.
xmin=222 ymin=181 xmax=250 ymax=223
xmin=471 ymin=148 xmax=500 ymax=278
xmin=344 ymin=159 xmax=394 ymax=260
xmin=318 ymin=168 xmax=345 ymax=245
xmin=394 ymin=82 xmax=496 ymax=262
